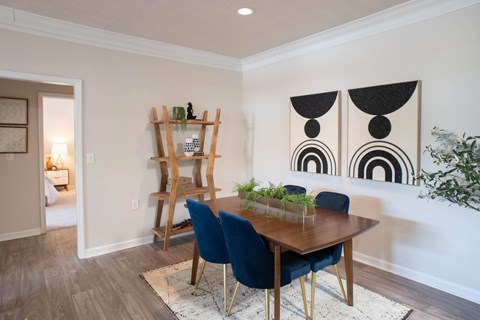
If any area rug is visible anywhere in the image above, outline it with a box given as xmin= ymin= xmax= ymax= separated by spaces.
xmin=142 ymin=260 xmax=413 ymax=320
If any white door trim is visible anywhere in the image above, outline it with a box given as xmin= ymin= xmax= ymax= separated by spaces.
xmin=0 ymin=69 xmax=86 ymax=259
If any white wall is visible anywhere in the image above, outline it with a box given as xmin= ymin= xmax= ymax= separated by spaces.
xmin=0 ymin=28 xmax=245 ymax=250
xmin=243 ymin=5 xmax=480 ymax=302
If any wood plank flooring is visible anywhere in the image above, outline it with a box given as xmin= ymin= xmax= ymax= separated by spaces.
xmin=1 ymin=227 xmax=479 ymax=319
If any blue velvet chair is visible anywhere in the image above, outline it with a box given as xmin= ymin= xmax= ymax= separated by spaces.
xmin=218 ymin=210 xmax=310 ymax=320
xmin=283 ymin=184 xmax=307 ymax=195
xmin=304 ymin=191 xmax=350 ymax=318
xmin=186 ymin=199 xmax=230 ymax=313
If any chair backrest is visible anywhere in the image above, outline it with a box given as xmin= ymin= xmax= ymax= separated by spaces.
xmin=314 ymin=191 xmax=350 ymax=263
xmin=283 ymin=184 xmax=306 ymax=195
xmin=218 ymin=210 xmax=274 ymax=289
xmin=315 ymin=191 xmax=350 ymax=214
xmin=186 ymin=199 xmax=229 ymax=264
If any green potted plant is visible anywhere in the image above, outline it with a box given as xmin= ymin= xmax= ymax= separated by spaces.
xmin=233 ymin=178 xmax=260 ymax=199
xmin=172 ymin=106 xmax=187 ymax=131
xmin=256 ymin=182 xmax=286 ymax=208
xmin=281 ymin=193 xmax=316 ymax=216
xmin=417 ymin=127 xmax=480 ymax=212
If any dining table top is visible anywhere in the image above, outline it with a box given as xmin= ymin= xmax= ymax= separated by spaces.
xmin=202 ymin=196 xmax=380 ymax=255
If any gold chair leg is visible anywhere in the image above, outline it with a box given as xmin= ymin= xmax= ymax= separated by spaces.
xmin=299 ymin=276 xmax=309 ymax=320
xmin=195 ymin=260 xmax=207 ymax=289
xmin=311 ymin=271 xmax=316 ymax=320
xmin=265 ymin=289 xmax=270 ymax=320
xmin=333 ymin=264 xmax=347 ymax=301
xmin=223 ymin=264 xmax=228 ymax=313
xmin=227 ymin=281 xmax=240 ymax=316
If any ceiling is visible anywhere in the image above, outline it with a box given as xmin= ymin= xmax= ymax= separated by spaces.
xmin=0 ymin=0 xmax=410 ymax=58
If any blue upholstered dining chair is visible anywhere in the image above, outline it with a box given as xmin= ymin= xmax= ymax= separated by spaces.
xmin=283 ymin=184 xmax=307 ymax=195
xmin=304 ymin=191 xmax=350 ymax=318
xmin=185 ymin=199 xmax=230 ymax=313
xmin=218 ymin=210 xmax=310 ymax=320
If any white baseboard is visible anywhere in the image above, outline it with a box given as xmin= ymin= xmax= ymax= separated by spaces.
xmin=353 ymin=251 xmax=480 ymax=304
xmin=0 ymin=228 xmax=41 ymax=242
xmin=84 ymin=231 xmax=194 ymax=258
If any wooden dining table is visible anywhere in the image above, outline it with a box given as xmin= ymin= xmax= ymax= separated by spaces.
xmin=189 ymin=196 xmax=379 ymax=320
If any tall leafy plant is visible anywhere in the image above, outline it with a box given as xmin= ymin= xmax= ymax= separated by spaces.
xmin=417 ymin=127 xmax=480 ymax=212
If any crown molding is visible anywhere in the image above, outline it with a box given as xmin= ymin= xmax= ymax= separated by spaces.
xmin=0 ymin=5 xmax=242 ymax=71
xmin=242 ymin=0 xmax=480 ymax=71
xmin=1 ymin=1 xmax=478 ymax=72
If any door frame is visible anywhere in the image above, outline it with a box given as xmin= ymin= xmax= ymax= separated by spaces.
xmin=0 ymin=69 xmax=85 ymax=259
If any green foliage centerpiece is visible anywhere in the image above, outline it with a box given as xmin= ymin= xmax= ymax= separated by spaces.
xmin=233 ymin=179 xmax=316 ymax=216
xmin=417 ymin=127 xmax=480 ymax=212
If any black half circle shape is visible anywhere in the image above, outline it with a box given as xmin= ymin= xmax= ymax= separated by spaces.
xmin=290 ymin=91 xmax=338 ymax=119
xmin=348 ymin=81 xmax=418 ymax=115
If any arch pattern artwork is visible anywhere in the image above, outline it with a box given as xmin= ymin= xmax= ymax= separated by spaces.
xmin=290 ymin=91 xmax=340 ymax=175
xmin=347 ymin=81 xmax=421 ymax=185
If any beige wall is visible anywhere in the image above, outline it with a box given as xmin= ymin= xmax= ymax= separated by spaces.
xmin=0 ymin=79 xmax=73 ymax=235
xmin=243 ymin=4 xmax=480 ymax=302
xmin=0 ymin=28 xmax=245 ymax=248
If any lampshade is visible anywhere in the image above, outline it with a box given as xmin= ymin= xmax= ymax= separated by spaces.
xmin=51 ymin=143 xmax=67 ymax=169
xmin=51 ymin=143 xmax=67 ymax=156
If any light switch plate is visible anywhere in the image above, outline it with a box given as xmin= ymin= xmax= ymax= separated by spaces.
xmin=86 ymin=152 xmax=95 ymax=164
xmin=6 ymin=154 xmax=14 ymax=160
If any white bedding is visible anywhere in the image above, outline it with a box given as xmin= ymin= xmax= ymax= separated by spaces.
xmin=45 ymin=173 xmax=59 ymax=205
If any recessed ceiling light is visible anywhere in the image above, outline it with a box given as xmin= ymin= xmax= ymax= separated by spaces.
xmin=237 ymin=8 xmax=254 ymax=16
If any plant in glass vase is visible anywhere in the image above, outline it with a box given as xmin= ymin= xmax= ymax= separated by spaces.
xmin=417 ymin=127 xmax=480 ymax=212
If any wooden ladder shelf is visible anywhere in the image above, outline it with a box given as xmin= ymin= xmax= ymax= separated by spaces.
xmin=150 ymin=105 xmax=221 ymax=251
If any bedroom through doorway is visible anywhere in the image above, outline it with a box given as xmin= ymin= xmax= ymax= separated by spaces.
xmin=42 ymin=94 xmax=77 ymax=231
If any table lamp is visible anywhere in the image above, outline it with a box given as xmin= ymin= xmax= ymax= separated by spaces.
xmin=51 ymin=143 xmax=67 ymax=169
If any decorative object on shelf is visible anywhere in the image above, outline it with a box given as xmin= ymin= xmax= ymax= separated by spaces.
xmin=0 ymin=97 xmax=28 ymax=125
xmin=183 ymin=138 xmax=195 ymax=157
xmin=192 ymin=134 xmax=201 ymax=152
xmin=347 ymin=80 xmax=421 ymax=186
xmin=51 ymin=143 xmax=67 ymax=169
xmin=46 ymin=156 xmax=54 ymax=170
xmin=171 ymin=218 xmax=192 ymax=231
xmin=0 ymin=126 xmax=27 ymax=153
xmin=290 ymin=91 xmax=340 ymax=176
xmin=187 ymin=102 xmax=197 ymax=120
xmin=172 ymin=106 xmax=187 ymax=131
xmin=417 ymin=127 xmax=479 ymax=212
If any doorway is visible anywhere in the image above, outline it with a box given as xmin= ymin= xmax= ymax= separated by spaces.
xmin=41 ymin=94 xmax=77 ymax=231
xmin=0 ymin=69 xmax=85 ymax=258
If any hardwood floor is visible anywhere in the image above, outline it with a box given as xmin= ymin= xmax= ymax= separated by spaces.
xmin=1 ymin=227 xmax=479 ymax=319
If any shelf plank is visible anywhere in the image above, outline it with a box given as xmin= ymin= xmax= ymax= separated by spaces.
xmin=152 ymin=119 xmax=221 ymax=125
xmin=150 ymin=154 xmax=221 ymax=162
xmin=152 ymin=225 xmax=193 ymax=238
xmin=150 ymin=187 xmax=221 ymax=200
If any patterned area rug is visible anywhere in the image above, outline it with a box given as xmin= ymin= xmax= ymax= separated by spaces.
xmin=142 ymin=260 xmax=413 ymax=320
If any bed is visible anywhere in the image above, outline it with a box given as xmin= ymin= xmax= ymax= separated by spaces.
xmin=45 ymin=173 xmax=59 ymax=205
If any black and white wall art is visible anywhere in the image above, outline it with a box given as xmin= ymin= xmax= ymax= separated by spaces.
xmin=347 ymin=81 xmax=421 ymax=185
xmin=290 ymin=91 xmax=340 ymax=175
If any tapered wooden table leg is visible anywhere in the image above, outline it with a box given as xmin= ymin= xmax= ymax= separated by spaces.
xmin=344 ymin=239 xmax=354 ymax=306
xmin=274 ymin=244 xmax=281 ymax=320
xmin=191 ymin=240 xmax=199 ymax=285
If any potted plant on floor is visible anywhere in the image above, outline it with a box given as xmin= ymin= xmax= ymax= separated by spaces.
xmin=417 ymin=127 xmax=480 ymax=212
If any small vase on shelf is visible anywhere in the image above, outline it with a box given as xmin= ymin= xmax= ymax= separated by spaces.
xmin=183 ymin=138 xmax=195 ymax=157
xmin=192 ymin=134 xmax=201 ymax=152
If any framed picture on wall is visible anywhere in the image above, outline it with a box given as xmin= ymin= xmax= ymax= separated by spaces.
xmin=290 ymin=91 xmax=341 ymax=176
xmin=0 ymin=97 xmax=28 ymax=125
xmin=0 ymin=126 xmax=28 ymax=153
